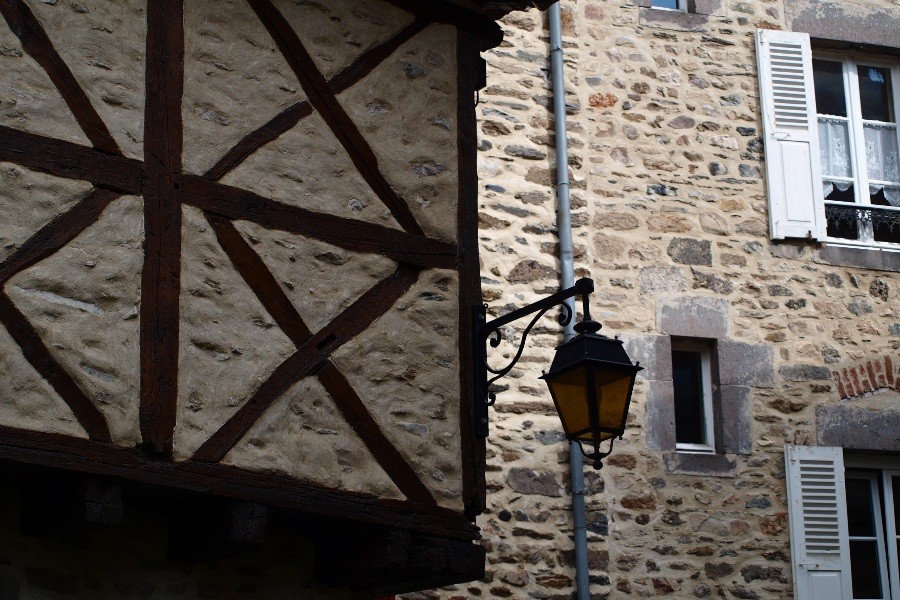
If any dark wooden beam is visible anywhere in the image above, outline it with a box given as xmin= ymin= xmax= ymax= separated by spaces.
xmin=140 ymin=0 xmax=184 ymax=457
xmin=182 ymin=176 xmax=457 ymax=269
xmin=315 ymin=526 xmax=486 ymax=594
xmin=0 ymin=0 xmax=119 ymax=153
xmin=326 ymin=17 xmax=429 ymax=95
xmin=0 ymin=426 xmax=477 ymax=540
xmin=0 ymin=292 xmax=111 ymax=442
xmin=456 ymin=31 xmax=487 ymax=520
xmin=247 ymin=0 xmax=425 ymax=236
xmin=0 ymin=125 xmax=142 ymax=193
xmin=192 ymin=265 xmax=420 ymax=463
xmin=381 ymin=0 xmax=503 ymax=50
xmin=316 ymin=362 xmax=436 ymax=505
xmin=204 ymin=213 xmax=314 ymax=343
xmin=204 ymin=18 xmax=428 ymax=182
xmin=0 ymin=188 xmax=120 ymax=286
xmin=205 ymin=214 xmax=436 ymax=504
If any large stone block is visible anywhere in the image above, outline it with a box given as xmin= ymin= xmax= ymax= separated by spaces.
xmin=719 ymin=386 xmax=752 ymax=456
xmin=644 ymin=380 xmax=676 ymax=451
xmin=817 ymin=404 xmax=900 ymax=452
xmin=662 ymin=452 xmax=737 ymax=477
xmin=787 ymin=0 xmax=900 ymax=49
xmin=717 ymin=340 xmax=774 ymax=388
xmin=657 ymin=296 xmax=728 ymax=339
xmin=622 ymin=334 xmax=671 ymax=381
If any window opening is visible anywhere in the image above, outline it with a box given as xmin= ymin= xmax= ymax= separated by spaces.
xmin=651 ymin=0 xmax=687 ymax=11
xmin=672 ymin=340 xmax=714 ymax=453
xmin=846 ymin=473 xmax=890 ymax=599
xmin=814 ymin=54 xmax=900 ymax=248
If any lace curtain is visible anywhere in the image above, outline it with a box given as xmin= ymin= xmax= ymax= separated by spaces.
xmin=865 ymin=123 xmax=900 ymax=206
xmin=819 ymin=117 xmax=900 ymax=206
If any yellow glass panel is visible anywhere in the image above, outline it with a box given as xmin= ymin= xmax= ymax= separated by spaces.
xmin=595 ymin=370 xmax=634 ymax=431
xmin=546 ymin=367 xmax=589 ymax=437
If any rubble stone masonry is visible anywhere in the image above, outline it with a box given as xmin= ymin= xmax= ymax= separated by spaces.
xmin=409 ymin=0 xmax=900 ymax=598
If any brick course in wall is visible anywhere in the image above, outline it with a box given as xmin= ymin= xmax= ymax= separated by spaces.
xmin=405 ymin=0 xmax=900 ymax=598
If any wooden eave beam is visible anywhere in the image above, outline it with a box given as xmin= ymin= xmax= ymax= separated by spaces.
xmin=0 ymin=426 xmax=479 ymax=541
xmin=382 ymin=0 xmax=503 ymax=49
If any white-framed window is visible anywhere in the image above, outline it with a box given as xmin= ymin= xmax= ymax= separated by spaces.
xmin=844 ymin=470 xmax=898 ymax=599
xmin=671 ymin=340 xmax=715 ymax=453
xmin=650 ymin=0 xmax=687 ymax=11
xmin=755 ymin=30 xmax=900 ymax=250
xmin=785 ymin=446 xmax=900 ymax=600
xmin=814 ymin=54 xmax=900 ymax=248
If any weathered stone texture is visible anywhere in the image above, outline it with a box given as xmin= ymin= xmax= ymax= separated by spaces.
xmin=174 ymin=206 xmax=297 ymax=460
xmin=7 ymin=196 xmax=144 ymax=446
xmin=332 ymin=270 xmax=463 ymax=510
xmin=430 ymin=0 xmax=900 ymax=598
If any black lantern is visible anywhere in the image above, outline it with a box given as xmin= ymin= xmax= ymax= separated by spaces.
xmin=475 ymin=278 xmax=642 ymax=469
xmin=540 ymin=318 xmax=641 ymax=469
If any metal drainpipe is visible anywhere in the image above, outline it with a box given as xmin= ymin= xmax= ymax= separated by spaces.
xmin=548 ymin=3 xmax=590 ymax=600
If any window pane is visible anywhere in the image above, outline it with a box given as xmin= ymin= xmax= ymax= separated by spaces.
xmin=825 ymin=184 xmax=860 ymax=240
xmin=894 ymin=476 xmax=900 ymax=529
xmin=672 ymin=350 xmax=704 ymax=445
xmin=814 ymin=59 xmax=848 ymax=117
xmin=819 ymin=118 xmax=854 ymax=178
xmin=871 ymin=189 xmax=900 ymax=244
xmin=651 ymin=0 xmax=680 ymax=8
xmin=846 ymin=478 xmax=876 ymax=537
xmin=850 ymin=540 xmax=884 ymax=599
xmin=858 ymin=65 xmax=894 ymax=122
xmin=864 ymin=123 xmax=899 ymax=184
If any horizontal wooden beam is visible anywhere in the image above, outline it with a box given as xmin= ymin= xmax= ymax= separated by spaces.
xmin=382 ymin=0 xmax=503 ymax=49
xmin=0 ymin=425 xmax=478 ymax=540
xmin=182 ymin=176 xmax=457 ymax=269
xmin=0 ymin=125 xmax=142 ymax=194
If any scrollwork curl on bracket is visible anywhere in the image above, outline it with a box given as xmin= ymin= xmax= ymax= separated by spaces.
xmin=484 ymin=300 xmax=573 ymax=406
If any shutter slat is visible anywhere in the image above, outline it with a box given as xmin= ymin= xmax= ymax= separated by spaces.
xmin=755 ymin=29 xmax=825 ymax=240
xmin=785 ymin=445 xmax=852 ymax=600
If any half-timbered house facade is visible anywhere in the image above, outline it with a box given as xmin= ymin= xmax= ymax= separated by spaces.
xmin=0 ymin=0 xmax=551 ymax=596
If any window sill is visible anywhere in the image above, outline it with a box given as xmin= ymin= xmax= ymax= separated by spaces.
xmin=663 ymin=451 xmax=737 ymax=477
xmin=813 ymin=243 xmax=900 ymax=272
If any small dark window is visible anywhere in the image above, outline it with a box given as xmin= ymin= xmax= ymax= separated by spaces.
xmin=672 ymin=341 xmax=714 ymax=452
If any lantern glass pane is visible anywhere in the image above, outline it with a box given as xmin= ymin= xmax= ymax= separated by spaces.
xmin=594 ymin=368 xmax=634 ymax=434
xmin=546 ymin=367 xmax=589 ymax=437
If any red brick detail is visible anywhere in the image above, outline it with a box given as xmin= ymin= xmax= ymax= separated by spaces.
xmin=857 ymin=365 xmax=874 ymax=394
xmin=832 ymin=371 xmax=848 ymax=399
xmin=831 ymin=356 xmax=900 ymax=400
xmin=888 ymin=356 xmax=896 ymax=387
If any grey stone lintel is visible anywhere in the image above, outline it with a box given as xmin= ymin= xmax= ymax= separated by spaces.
xmin=817 ymin=405 xmax=900 ymax=452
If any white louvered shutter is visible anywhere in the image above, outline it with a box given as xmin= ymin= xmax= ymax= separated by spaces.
xmin=784 ymin=445 xmax=852 ymax=600
xmin=756 ymin=30 xmax=826 ymax=240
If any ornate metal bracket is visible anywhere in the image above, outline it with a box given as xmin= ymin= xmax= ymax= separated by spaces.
xmin=474 ymin=278 xmax=595 ymax=437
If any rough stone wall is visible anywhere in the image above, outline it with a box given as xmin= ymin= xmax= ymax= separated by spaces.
xmin=411 ymin=0 xmax=900 ymax=598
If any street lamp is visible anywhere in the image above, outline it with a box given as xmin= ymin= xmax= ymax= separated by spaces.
xmin=475 ymin=278 xmax=642 ymax=469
